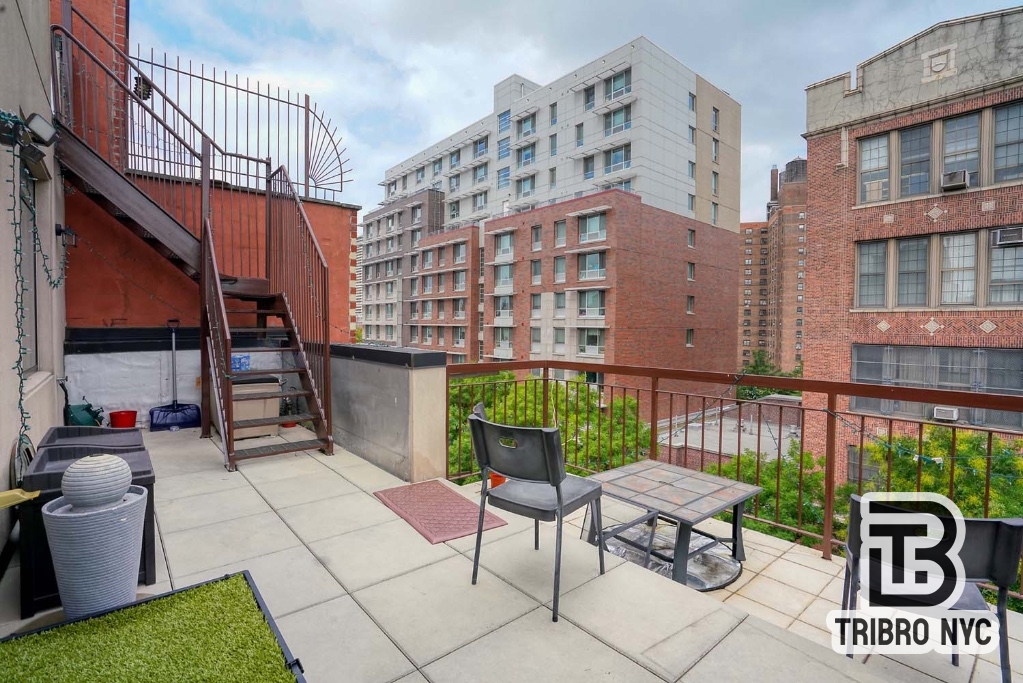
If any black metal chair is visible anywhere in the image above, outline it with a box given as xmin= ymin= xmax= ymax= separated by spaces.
xmin=467 ymin=411 xmax=604 ymax=622
xmin=843 ymin=494 xmax=1023 ymax=682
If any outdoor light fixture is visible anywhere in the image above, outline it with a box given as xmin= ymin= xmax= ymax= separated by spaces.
xmin=24 ymin=113 xmax=57 ymax=147
xmin=56 ymin=224 xmax=77 ymax=248
xmin=20 ymin=143 xmax=51 ymax=180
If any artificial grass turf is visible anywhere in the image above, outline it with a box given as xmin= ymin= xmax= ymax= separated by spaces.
xmin=0 ymin=574 xmax=298 ymax=683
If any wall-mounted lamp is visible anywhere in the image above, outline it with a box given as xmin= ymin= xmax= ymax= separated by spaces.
xmin=56 ymin=224 xmax=77 ymax=248
xmin=24 ymin=113 xmax=57 ymax=147
xmin=1 ymin=110 xmax=57 ymax=179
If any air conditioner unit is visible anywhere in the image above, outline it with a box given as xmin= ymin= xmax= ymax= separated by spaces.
xmin=933 ymin=406 xmax=959 ymax=421
xmin=992 ymin=226 xmax=1023 ymax=247
xmin=941 ymin=170 xmax=969 ymax=191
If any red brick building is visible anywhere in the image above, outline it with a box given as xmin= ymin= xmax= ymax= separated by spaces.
xmin=804 ymin=9 xmax=1023 ymax=458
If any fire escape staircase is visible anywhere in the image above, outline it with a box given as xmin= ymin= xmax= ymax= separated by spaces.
xmin=51 ymin=10 xmax=333 ymax=469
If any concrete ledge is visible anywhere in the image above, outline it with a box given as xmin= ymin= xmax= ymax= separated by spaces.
xmin=330 ymin=343 xmax=447 ymax=369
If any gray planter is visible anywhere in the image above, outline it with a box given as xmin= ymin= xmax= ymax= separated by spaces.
xmin=41 ymin=454 xmax=148 ymax=620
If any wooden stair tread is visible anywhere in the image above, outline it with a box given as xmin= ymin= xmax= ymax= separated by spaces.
xmin=233 ymin=439 xmax=328 ymax=462
xmin=233 ymin=413 xmax=316 ymax=429
xmin=229 ymin=327 xmax=290 ymax=334
xmin=231 ymin=389 xmax=311 ymax=401
xmin=231 ymin=346 xmax=299 ymax=353
xmin=225 ymin=308 xmax=285 ymax=314
xmin=231 ymin=368 xmax=306 ymax=377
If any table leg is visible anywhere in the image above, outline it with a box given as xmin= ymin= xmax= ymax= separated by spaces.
xmin=671 ymin=522 xmax=693 ymax=586
xmin=731 ymin=503 xmax=746 ymax=562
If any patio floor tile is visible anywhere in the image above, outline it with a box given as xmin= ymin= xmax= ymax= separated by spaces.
xmin=557 ymin=561 xmax=744 ymax=680
xmin=173 ymin=545 xmax=345 ymax=617
xmin=156 ymin=485 xmax=271 ymax=533
xmin=735 ymin=574 xmax=817 ymax=617
xmin=475 ymin=525 xmax=624 ymax=605
xmin=277 ymin=596 xmax=416 ymax=683
xmin=250 ymin=471 xmax=360 ymax=509
xmin=881 ymin=651 xmax=974 ymax=683
xmin=312 ymin=449 xmax=372 ymax=471
xmin=279 ymin=491 xmax=397 ymax=543
xmin=860 ymin=654 xmax=951 ymax=683
xmin=444 ymin=508 xmax=536 ymax=553
xmin=822 ymin=575 xmax=847 ymax=603
xmin=787 ymin=619 xmax=835 ymax=649
xmin=422 ymin=608 xmax=664 ymax=683
xmin=146 ymin=441 xmax=225 ymax=478
xmin=979 ymin=628 xmax=1023 ymax=673
xmin=972 ymin=658 xmax=1007 ymax=683
xmin=393 ymin=673 xmax=429 ymax=683
xmin=783 ymin=546 xmax=847 ymax=576
xmin=724 ymin=593 xmax=794 ymax=628
xmin=154 ymin=468 xmax=248 ymax=503
xmin=339 ymin=463 xmax=407 ymax=492
xmin=162 ymin=511 xmax=300 ymax=577
xmin=235 ymin=452 xmax=328 ymax=483
xmin=797 ymin=597 xmax=840 ymax=632
xmin=761 ymin=557 xmax=834 ymax=594
xmin=354 ymin=554 xmax=538 ymax=666
xmin=309 ymin=519 xmax=456 ymax=591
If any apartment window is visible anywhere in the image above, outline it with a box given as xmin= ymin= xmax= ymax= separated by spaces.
xmin=411 ymin=228 xmax=422 ymax=247
xmin=554 ymin=292 xmax=566 ymax=317
xmin=495 ymin=264 xmax=513 ymax=287
xmin=688 ymin=92 xmax=696 ymax=111
xmin=553 ymin=327 xmax=565 ymax=354
xmin=584 ymin=86 xmax=595 ymax=110
xmin=711 ymin=171 xmax=719 ymax=196
xmin=744 ymin=259 xmax=752 ymax=266
xmin=897 ymin=237 xmax=929 ymax=306
xmin=498 ymin=109 xmax=511 ymax=133
xmin=609 ymin=178 xmax=632 ymax=192
xmin=495 ymin=295 xmax=513 ymax=317
xmin=688 ymin=161 xmax=696 ymax=178
xmin=495 ymin=233 xmax=513 ymax=256
xmin=473 ymin=136 xmax=489 ymax=158
xmin=711 ymin=107 xmax=719 ymax=132
xmin=941 ymin=233 xmax=976 ymax=304
xmin=604 ymin=144 xmax=631 ymax=174
xmin=516 ymin=175 xmax=536 ymax=198
xmin=433 ymin=159 xmax=443 ymax=176
xmin=577 ymin=328 xmax=605 ymax=355
xmin=583 ymin=155 xmax=595 ymax=180
xmin=529 ymin=327 xmax=541 ymax=352
xmin=409 ymin=325 xmax=418 ymax=342
xmin=450 ymin=150 xmax=460 ymax=168
xmin=605 ymin=69 xmax=631 ymax=101
xmin=604 ymin=105 xmax=632 ymax=136
xmin=712 ymin=138 xmax=719 ymax=163
xmin=549 ymin=102 xmax=558 ymax=125
xmin=578 ymin=252 xmax=606 ymax=280
xmin=531 ymin=259 xmax=542 ymax=284
xmin=554 ymin=256 xmax=566 ymax=283
xmin=423 ymin=300 xmax=433 ymax=319
xmin=449 ymin=200 xmax=460 ymax=219
xmin=551 ymin=220 xmax=566 ymax=248
xmin=686 ymin=329 xmax=695 ymax=347
xmin=688 ymin=126 xmax=696 ymax=144
xmin=688 ymin=194 xmax=695 ymax=212
xmin=856 ymin=241 xmax=886 ymax=307
xmin=576 ymin=124 xmax=584 ymax=148
xmin=423 ymin=326 xmax=433 ymax=345
xmin=495 ymin=327 xmax=511 ymax=349
xmin=943 ymin=113 xmax=980 ymax=187
xmin=474 ymin=163 xmax=488 ymax=184
xmin=518 ymin=114 xmax=536 ymax=140
xmin=517 ymin=143 xmax=536 ymax=168
xmin=449 ymin=175 xmax=460 ymax=192
xmin=453 ymin=327 xmax=466 ymax=347
xmin=453 ymin=243 xmax=466 ymax=264
xmin=686 ymin=295 xmax=695 ymax=314
xmin=498 ymin=137 xmax=510 ymax=160
xmin=990 ymin=243 xmax=1023 ymax=303
xmin=578 ymin=213 xmax=606 ymax=242
xmin=422 ymin=275 xmax=434 ymax=293
xmin=497 ymin=167 xmax=510 ymax=188
xmin=410 ymin=254 xmax=419 ymax=273
xmin=548 ymin=167 xmax=557 ymax=189
xmin=437 ymin=326 xmax=445 ymax=345
xmin=473 ymin=192 xmax=487 ymax=212
xmin=454 ymin=298 xmax=467 ymax=319
xmin=454 ymin=270 xmax=467 ymax=291
xmin=687 ymin=262 xmax=695 ymax=280
xmin=900 ymin=125 xmax=931 ymax=197
xmin=859 ymin=134 xmax=889 ymax=202
xmin=995 ymin=103 xmax=1023 ymax=182
xmin=528 ymin=225 xmax=542 ymax=251
xmin=578 ymin=289 xmax=605 ymax=317
xmin=711 ymin=203 xmax=718 ymax=225
xmin=531 ymin=293 xmax=541 ymax=318
xmin=415 ymin=167 xmax=425 ymax=183
xmin=410 ymin=206 xmax=422 ymax=225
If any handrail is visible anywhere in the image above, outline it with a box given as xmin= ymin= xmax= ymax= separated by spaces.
xmin=200 ymin=216 xmax=233 ymax=463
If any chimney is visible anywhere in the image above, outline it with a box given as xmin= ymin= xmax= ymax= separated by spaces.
xmin=770 ymin=165 xmax=779 ymax=203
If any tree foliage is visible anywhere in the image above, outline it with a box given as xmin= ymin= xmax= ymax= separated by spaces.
xmin=737 ymin=351 xmax=802 ymax=401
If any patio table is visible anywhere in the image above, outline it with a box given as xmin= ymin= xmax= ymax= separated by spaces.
xmin=589 ymin=459 xmax=762 ymax=590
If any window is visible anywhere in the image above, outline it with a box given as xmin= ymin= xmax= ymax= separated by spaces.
xmin=900 ymin=125 xmax=931 ymax=197
xmin=454 ymin=327 xmax=466 ymax=347
xmin=437 ymin=326 xmax=444 ymax=345
xmin=995 ymin=103 xmax=1023 ymax=182
xmin=518 ymin=114 xmax=536 ymax=139
xmin=411 ymin=205 xmax=422 ymax=224
xmin=856 ymin=241 xmax=886 ymax=306
xmin=584 ymin=86 xmax=595 ymax=110
xmin=554 ymin=256 xmax=566 ymax=283
xmin=495 ymin=264 xmax=513 ymax=287
xmin=415 ymin=167 xmax=425 ymax=184
xmin=604 ymin=105 xmax=632 ymax=136
xmin=497 ymin=167 xmax=510 ymax=188
xmin=422 ymin=275 xmax=434 ymax=293
xmin=604 ymin=144 xmax=631 ymax=173
xmin=495 ymin=295 xmax=513 ymax=317
xmin=423 ymin=300 xmax=433 ymax=319
xmin=578 ymin=252 xmax=606 ymax=280
xmin=450 ymin=150 xmax=460 ymax=168
xmin=517 ymin=143 xmax=536 ymax=168
xmin=531 ymin=259 xmax=541 ymax=284
xmin=554 ymin=292 xmax=566 ymax=317
xmin=516 ymin=175 xmax=536 ymax=198
xmin=608 ymin=178 xmax=632 ymax=192
xmin=688 ymin=194 xmax=695 ymax=212
xmin=474 ymin=163 xmax=488 ymax=184
xmin=433 ymin=159 xmax=443 ymax=176
xmin=409 ymin=325 xmax=418 ymax=342
xmin=711 ymin=171 xmax=719 ymax=195
xmin=711 ymin=203 xmax=718 ymax=225
xmin=941 ymin=233 xmax=976 ymax=304
xmin=454 ymin=298 xmax=467 ymax=319
xmin=423 ymin=326 xmax=433 ymax=345
xmin=605 ymin=69 xmax=631 ymax=101
xmin=990 ymin=243 xmax=1023 ymax=304
xmin=578 ymin=213 xmax=606 ymax=242
xmin=531 ymin=293 xmax=541 ymax=318
xmin=686 ymin=295 xmax=695 ymax=314
xmin=688 ymin=126 xmax=696 ymax=144
xmin=449 ymin=200 xmax=460 ymax=219
xmin=687 ymin=262 xmax=695 ymax=280
xmin=473 ymin=192 xmax=487 ymax=211
xmin=553 ymin=327 xmax=565 ymax=354
xmin=475 ymin=136 xmax=488 ymax=158
xmin=495 ymin=327 xmax=512 ymax=349
xmin=576 ymin=124 xmax=584 ymax=148
xmin=686 ymin=329 xmax=695 ymax=347
xmin=578 ymin=290 xmax=605 ymax=316
xmin=712 ymin=139 xmax=719 ymax=163
xmin=688 ymin=161 xmax=696 ymax=178
xmin=498 ymin=137 xmax=510 ymax=160
xmin=410 ymin=228 xmax=421 ymax=247
xmin=498 ymin=109 xmax=511 ymax=133
xmin=548 ymin=167 xmax=557 ymax=189
xmin=583 ymin=155 xmax=595 ymax=179
xmin=530 ymin=328 xmax=541 ymax=352
xmin=454 ymin=243 xmax=466 ymax=264
xmin=943 ymin=113 xmax=980 ymax=187
xmin=549 ymin=133 xmax=558 ymax=158
xmin=897 ymin=237 xmax=929 ymax=306
xmin=711 ymin=107 xmax=719 ymax=132
xmin=577 ymin=328 xmax=605 ymax=355
xmin=454 ymin=270 xmax=467 ymax=291
xmin=859 ymin=135 xmax=889 ymax=202
xmin=495 ymin=233 xmax=513 ymax=257
xmin=554 ymin=220 xmax=566 ymax=247
xmin=449 ymin=175 xmax=460 ymax=192
xmin=549 ymin=102 xmax=558 ymax=125
xmin=688 ymin=92 xmax=696 ymax=111
xmin=530 ymin=225 xmax=542 ymax=251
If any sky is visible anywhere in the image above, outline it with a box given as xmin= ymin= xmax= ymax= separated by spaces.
xmin=129 ymin=0 xmax=1021 ymax=223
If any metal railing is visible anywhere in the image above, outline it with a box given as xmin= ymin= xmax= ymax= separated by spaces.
xmin=200 ymin=217 xmax=233 ymax=463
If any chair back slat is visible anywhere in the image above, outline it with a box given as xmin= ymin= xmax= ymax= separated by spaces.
xmin=468 ymin=414 xmax=566 ymax=485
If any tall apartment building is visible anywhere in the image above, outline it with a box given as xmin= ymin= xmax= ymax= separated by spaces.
xmin=738 ymin=159 xmax=808 ymax=372
xmin=804 ymin=8 xmax=1023 ymax=440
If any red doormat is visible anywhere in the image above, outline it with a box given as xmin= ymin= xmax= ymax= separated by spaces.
xmin=374 ymin=479 xmax=506 ymax=544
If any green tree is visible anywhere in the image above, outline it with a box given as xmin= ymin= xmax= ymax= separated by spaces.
xmin=737 ymin=351 xmax=802 ymax=401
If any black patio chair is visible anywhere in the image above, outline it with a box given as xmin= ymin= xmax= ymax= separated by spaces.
xmin=467 ymin=410 xmax=604 ymax=622
xmin=843 ymin=494 xmax=1023 ymax=682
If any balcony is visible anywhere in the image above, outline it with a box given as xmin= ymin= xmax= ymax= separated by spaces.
xmin=493 ymin=311 xmax=514 ymax=327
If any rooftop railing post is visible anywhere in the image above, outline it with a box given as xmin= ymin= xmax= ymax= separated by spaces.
xmin=822 ymin=392 xmax=837 ymax=561
xmin=303 ymin=94 xmax=311 ymax=199
xmin=60 ymin=0 xmax=73 ymax=122
xmin=542 ymin=362 xmax=550 ymax=427
xmin=649 ymin=376 xmax=659 ymax=461
xmin=200 ymin=136 xmax=211 ymax=224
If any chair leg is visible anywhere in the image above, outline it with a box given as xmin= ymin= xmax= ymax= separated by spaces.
xmin=472 ymin=487 xmax=488 ymax=586
xmin=593 ymin=498 xmax=605 ymax=575
xmin=552 ymin=510 xmax=564 ymax=622
xmin=535 ymin=519 xmax=540 ymax=550
xmin=998 ymin=588 xmax=1011 ymax=683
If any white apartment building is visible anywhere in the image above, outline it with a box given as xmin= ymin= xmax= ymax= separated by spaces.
xmin=377 ymin=36 xmax=740 ymax=233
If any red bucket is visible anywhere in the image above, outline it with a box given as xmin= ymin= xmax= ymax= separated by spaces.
xmin=109 ymin=410 xmax=138 ymax=428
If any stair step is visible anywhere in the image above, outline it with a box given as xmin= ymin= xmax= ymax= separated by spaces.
xmin=232 ymin=346 xmax=299 ymax=353
xmin=231 ymin=389 xmax=311 ymax=402
xmin=233 ymin=413 xmax=316 ymax=429
xmin=231 ymin=368 xmax=307 ymax=377
xmin=229 ymin=327 xmax=290 ymax=335
xmin=233 ymin=439 xmax=328 ymax=463
xmin=225 ymin=308 xmax=285 ymax=315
